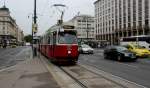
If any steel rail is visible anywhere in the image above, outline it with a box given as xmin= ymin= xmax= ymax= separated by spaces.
xmin=78 ymin=61 xmax=128 ymax=88
xmin=59 ymin=66 xmax=88 ymax=88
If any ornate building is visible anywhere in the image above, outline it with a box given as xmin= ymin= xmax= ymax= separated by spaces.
xmin=0 ymin=5 xmax=24 ymax=46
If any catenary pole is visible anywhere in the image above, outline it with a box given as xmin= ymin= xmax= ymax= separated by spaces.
xmin=32 ymin=0 xmax=37 ymax=57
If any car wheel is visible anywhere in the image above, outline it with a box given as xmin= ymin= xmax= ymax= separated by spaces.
xmin=117 ymin=55 xmax=122 ymax=61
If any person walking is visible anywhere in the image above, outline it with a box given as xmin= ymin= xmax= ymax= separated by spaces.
xmin=3 ymin=40 xmax=7 ymax=48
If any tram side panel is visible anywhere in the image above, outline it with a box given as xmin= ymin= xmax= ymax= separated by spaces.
xmin=46 ymin=45 xmax=49 ymax=57
xmin=53 ymin=45 xmax=79 ymax=62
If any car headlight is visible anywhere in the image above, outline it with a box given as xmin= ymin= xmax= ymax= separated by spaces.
xmin=68 ymin=51 xmax=71 ymax=54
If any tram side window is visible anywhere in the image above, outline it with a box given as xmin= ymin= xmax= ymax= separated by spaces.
xmin=53 ymin=34 xmax=56 ymax=44
xmin=53 ymin=36 xmax=56 ymax=44
xmin=48 ymin=37 xmax=50 ymax=44
xmin=50 ymin=35 xmax=53 ymax=44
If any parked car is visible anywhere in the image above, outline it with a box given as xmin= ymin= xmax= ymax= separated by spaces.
xmin=25 ymin=42 xmax=31 ymax=46
xmin=11 ymin=44 xmax=17 ymax=48
xmin=79 ymin=44 xmax=94 ymax=54
xmin=104 ymin=46 xmax=137 ymax=61
xmin=123 ymin=43 xmax=150 ymax=57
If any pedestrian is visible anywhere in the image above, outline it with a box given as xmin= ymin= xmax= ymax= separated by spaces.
xmin=3 ymin=40 xmax=7 ymax=48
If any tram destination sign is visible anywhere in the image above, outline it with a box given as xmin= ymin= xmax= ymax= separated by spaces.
xmin=63 ymin=25 xmax=74 ymax=29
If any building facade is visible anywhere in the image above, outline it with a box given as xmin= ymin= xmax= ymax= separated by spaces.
xmin=17 ymin=28 xmax=24 ymax=45
xmin=94 ymin=0 xmax=150 ymax=45
xmin=0 ymin=6 xmax=24 ymax=46
xmin=68 ymin=15 xmax=95 ymax=42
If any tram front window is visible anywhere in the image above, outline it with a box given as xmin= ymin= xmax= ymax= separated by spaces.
xmin=58 ymin=32 xmax=77 ymax=44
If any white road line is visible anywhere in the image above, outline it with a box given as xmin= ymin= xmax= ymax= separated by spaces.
xmin=0 ymin=65 xmax=16 ymax=72
xmin=107 ymin=71 xmax=147 ymax=88
xmin=118 ymin=62 xmax=138 ymax=68
xmin=80 ymin=63 xmax=147 ymax=88
xmin=0 ymin=47 xmax=32 ymax=72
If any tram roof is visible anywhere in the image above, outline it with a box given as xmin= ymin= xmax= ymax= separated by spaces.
xmin=46 ymin=22 xmax=76 ymax=33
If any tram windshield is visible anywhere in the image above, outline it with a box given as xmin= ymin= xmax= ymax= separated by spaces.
xmin=58 ymin=31 xmax=77 ymax=44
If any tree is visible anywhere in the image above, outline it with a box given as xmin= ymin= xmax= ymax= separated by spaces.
xmin=24 ymin=35 xmax=32 ymax=43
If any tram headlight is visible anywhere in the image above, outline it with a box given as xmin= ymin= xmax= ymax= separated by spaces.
xmin=68 ymin=51 xmax=71 ymax=54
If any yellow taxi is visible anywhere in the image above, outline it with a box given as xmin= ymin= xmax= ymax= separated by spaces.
xmin=124 ymin=43 xmax=150 ymax=57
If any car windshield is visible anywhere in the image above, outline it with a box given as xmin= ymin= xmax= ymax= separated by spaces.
xmin=81 ymin=44 xmax=91 ymax=48
xmin=58 ymin=32 xmax=77 ymax=44
xmin=116 ymin=46 xmax=128 ymax=51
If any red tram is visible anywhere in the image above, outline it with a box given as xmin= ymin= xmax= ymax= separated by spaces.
xmin=39 ymin=23 xmax=79 ymax=64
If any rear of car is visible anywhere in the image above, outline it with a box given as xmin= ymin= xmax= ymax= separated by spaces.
xmin=104 ymin=46 xmax=137 ymax=61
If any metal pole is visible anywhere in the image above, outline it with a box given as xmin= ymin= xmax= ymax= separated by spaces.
xmin=34 ymin=0 xmax=37 ymax=24
xmin=33 ymin=0 xmax=37 ymax=57
xmin=32 ymin=20 xmax=33 ymax=55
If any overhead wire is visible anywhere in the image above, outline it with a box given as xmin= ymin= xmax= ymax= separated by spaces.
xmin=38 ymin=0 xmax=54 ymax=35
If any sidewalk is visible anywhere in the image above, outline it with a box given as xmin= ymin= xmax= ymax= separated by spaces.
xmin=0 ymin=55 xmax=140 ymax=88
xmin=0 ymin=58 xmax=60 ymax=88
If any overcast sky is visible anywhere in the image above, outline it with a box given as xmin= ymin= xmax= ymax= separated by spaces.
xmin=0 ymin=0 xmax=96 ymax=35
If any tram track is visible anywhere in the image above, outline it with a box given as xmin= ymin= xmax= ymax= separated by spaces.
xmin=78 ymin=61 xmax=147 ymax=88
xmin=59 ymin=66 xmax=88 ymax=88
xmin=40 ymin=53 xmax=136 ymax=88
xmin=41 ymin=54 xmax=125 ymax=88
xmin=58 ymin=64 xmax=124 ymax=88
xmin=78 ymin=62 xmax=127 ymax=88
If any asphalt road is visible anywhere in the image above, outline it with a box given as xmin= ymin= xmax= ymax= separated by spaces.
xmin=79 ymin=48 xmax=150 ymax=88
xmin=0 ymin=46 xmax=32 ymax=70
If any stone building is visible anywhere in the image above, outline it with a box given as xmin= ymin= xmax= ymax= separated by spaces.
xmin=94 ymin=0 xmax=150 ymax=45
xmin=68 ymin=15 xmax=95 ymax=42
xmin=17 ymin=28 xmax=24 ymax=45
xmin=0 ymin=5 xmax=24 ymax=46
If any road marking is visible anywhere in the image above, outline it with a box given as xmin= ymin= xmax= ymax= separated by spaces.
xmin=0 ymin=65 xmax=16 ymax=72
xmin=80 ymin=62 xmax=147 ymax=88
xmin=0 ymin=47 xmax=32 ymax=72
xmin=118 ymin=62 xmax=138 ymax=68
xmin=80 ymin=53 xmax=139 ymax=69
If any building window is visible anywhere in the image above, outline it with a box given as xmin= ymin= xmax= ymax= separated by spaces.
xmin=138 ymin=0 xmax=142 ymax=21
xmin=145 ymin=0 xmax=149 ymax=25
xmin=133 ymin=0 xmax=136 ymax=22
